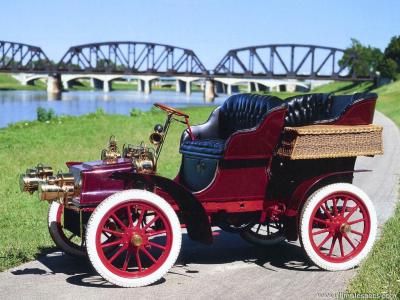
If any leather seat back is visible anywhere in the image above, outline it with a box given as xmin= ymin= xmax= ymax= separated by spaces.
xmin=284 ymin=93 xmax=333 ymax=126
xmin=218 ymin=93 xmax=283 ymax=139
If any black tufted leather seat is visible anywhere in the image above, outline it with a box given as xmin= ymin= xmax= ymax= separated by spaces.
xmin=283 ymin=92 xmax=377 ymax=126
xmin=179 ymin=93 xmax=283 ymax=157
xmin=284 ymin=93 xmax=333 ymax=126
xmin=180 ymin=92 xmax=378 ymax=157
xmin=218 ymin=93 xmax=283 ymax=139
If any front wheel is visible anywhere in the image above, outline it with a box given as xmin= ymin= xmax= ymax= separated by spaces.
xmin=48 ymin=202 xmax=86 ymax=257
xmin=299 ymin=183 xmax=377 ymax=271
xmin=86 ymin=189 xmax=182 ymax=287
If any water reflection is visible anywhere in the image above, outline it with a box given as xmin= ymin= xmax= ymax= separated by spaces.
xmin=0 ymin=90 xmax=227 ymax=128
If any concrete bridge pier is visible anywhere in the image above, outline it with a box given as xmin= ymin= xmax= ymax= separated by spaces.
xmin=175 ymin=77 xmax=196 ymax=96
xmin=137 ymin=79 xmax=152 ymax=94
xmin=103 ymin=80 xmax=111 ymax=92
xmin=185 ymin=81 xmax=191 ymax=96
xmin=89 ymin=78 xmax=111 ymax=92
xmin=136 ymin=76 xmax=158 ymax=94
xmin=247 ymin=82 xmax=256 ymax=93
xmin=204 ymin=79 xmax=216 ymax=102
xmin=62 ymin=80 xmax=71 ymax=90
xmin=226 ymin=84 xmax=239 ymax=95
xmin=176 ymin=80 xmax=186 ymax=93
xmin=215 ymin=81 xmax=227 ymax=94
xmin=47 ymin=74 xmax=62 ymax=94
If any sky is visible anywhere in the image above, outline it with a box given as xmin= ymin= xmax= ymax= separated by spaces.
xmin=0 ymin=0 xmax=399 ymax=68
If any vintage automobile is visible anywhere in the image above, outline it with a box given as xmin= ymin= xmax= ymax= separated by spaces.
xmin=19 ymin=92 xmax=383 ymax=287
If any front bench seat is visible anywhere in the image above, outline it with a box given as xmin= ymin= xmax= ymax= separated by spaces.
xmin=180 ymin=93 xmax=283 ymax=158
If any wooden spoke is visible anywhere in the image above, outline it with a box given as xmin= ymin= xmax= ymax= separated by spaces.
xmin=101 ymin=239 xmax=123 ymax=248
xmin=312 ymin=228 xmax=330 ymax=236
xmin=317 ymin=233 xmax=332 ymax=249
xmin=111 ymin=213 xmax=127 ymax=230
xmin=328 ymin=235 xmax=337 ymax=256
xmin=109 ymin=245 xmax=127 ymax=263
xmin=140 ymin=247 xmax=157 ymax=263
xmin=148 ymin=241 xmax=166 ymax=250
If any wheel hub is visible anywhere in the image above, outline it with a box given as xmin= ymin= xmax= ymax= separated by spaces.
xmin=340 ymin=223 xmax=351 ymax=233
xmin=131 ymin=233 xmax=143 ymax=247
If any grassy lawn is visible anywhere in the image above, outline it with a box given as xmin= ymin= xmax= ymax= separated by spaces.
xmin=347 ymin=79 xmax=400 ymax=296
xmin=0 ymin=78 xmax=399 ymax=296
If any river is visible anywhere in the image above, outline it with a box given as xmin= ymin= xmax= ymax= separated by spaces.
xmin=0 ymin=90 xmax=228 ymax=128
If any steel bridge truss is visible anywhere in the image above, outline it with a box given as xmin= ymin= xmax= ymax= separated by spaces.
xmin=58 ymin=42 xmax=208 ymax=76
xmin=0 ymin=41 xmax=51 ymax=72
xmin=214 ymin=44 xmax=372 ymax=80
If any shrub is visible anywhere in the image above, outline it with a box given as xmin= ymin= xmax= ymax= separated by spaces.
xmin=36 ymin=107 xmax=56 ymax=122
xmin=130 ymin=108 xmax=143 ymax=117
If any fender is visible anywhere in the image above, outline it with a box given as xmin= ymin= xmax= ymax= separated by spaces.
xmin=286 ymin=169 xmax=371 ymax=216
xmin=111 ymin=172 xmax=213 ymax=245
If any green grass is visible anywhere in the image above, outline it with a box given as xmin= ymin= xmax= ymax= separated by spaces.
xmin=347 ymin=204 xmax=400 ymax=295
xmin=0 ymin=106 xmax=215 ymax=271
xmin=1 ymin=77 xmax=400 ymax=295
xmin=0 ymin=74 xmax=46 ymax=90
xmin=346 ymin=79 xmax=400 ymax=296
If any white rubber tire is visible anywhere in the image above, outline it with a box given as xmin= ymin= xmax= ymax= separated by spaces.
xmin=48 ymin=202 xmax=86 ymax=257
xmin=299 ymin=183 xmax=377 ymax=271
xmin=86 ymin=189 xmax=182 ymax=288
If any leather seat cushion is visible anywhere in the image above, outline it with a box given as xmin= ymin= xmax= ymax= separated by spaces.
xmin=218 ymin=93 xmax=283 ymax=139
xmin=180 ymin=139 xmax=225 ymax=158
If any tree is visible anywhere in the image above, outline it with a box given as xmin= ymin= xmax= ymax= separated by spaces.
xmin=339 ymin=39 xmax=383 ymax=77
xmin=384 ymin=35 xmax=400 ymax=72
xmin=377 ymin=57 xmax=398 ymax=80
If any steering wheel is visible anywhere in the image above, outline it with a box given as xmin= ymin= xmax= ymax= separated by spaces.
xmin=153 ymin=103 xmax=189 ymax=118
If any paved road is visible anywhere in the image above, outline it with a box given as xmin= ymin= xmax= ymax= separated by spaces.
xmin=1 ymin=112 xmax=399 ymax=300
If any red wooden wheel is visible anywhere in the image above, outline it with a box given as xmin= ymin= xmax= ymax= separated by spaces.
xmin=153 ymin=103 xmax=189 ymax=117
xmin=95 ymin=201 xmax=173 ymax=278
xmin=308 ymin=192 xmax=370 ymax=263
xmin=86 ymin=190 xmax=181 ymax=287
xmin=300 ymin=183 xmax=377 ymax=271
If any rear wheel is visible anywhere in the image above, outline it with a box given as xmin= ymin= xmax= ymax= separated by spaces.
xmin=48 ymin=202 xmax=86 ymax=257
xmin=299 ymin=183 xmax=377 ymax=271
xmin=86 ymin=189 xmax=181 ymax=287
xmin=240 ymin=221 xmax=285 ymax=246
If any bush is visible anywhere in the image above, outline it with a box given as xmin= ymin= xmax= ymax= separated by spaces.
xmin=130 ymin=108 xmax=143 ymax=117
xmin=36 ymin=107 xmax=56 ymax=122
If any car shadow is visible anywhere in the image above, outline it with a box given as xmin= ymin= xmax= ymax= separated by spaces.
xmin=11 ymin=230 xmax=322 ymax=289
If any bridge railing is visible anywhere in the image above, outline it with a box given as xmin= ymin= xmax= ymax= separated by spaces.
xmin=213 ymin=44 xmax=373 ymax=81
xmin=0 ymin=40 xmax=52 ymax=73
xmin=57 ymin=42 xmax=208 ymax=76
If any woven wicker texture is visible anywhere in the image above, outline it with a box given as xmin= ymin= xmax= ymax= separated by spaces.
xmin=277 ymin=124 xmax=383 ymax=159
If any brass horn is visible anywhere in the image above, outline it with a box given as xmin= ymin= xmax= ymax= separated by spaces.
xmin=149 ymin=132 xmax=163 ymax=145
xmin=149 ymin=124 xmax=164 ymax=145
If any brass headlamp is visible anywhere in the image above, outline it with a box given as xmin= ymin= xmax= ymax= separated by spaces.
xmin=19 ymin=164 xmax=53 ymax=193
xmin=37 ymin=171 xmax=75 ymax=202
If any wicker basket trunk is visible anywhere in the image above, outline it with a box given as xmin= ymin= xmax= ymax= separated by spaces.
xmin=277 ymin=124 xmax=383 ymax=160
